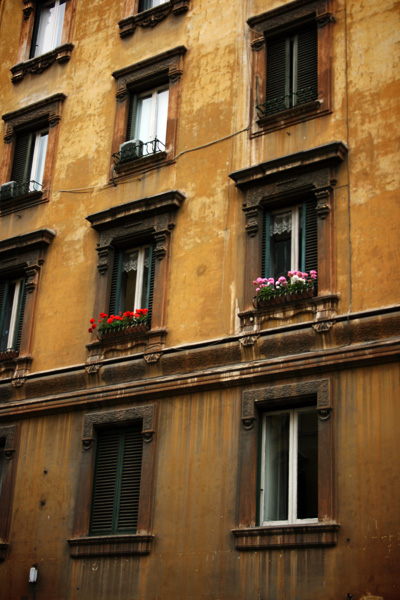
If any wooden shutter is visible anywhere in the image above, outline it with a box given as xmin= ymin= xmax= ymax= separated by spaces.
xmin=126 ymin=92 xmax=138 ymax=141
xmin=11 ymin=132 xmax=34 ymax=186
xmin=90 ymin=424 xmax=143 ymax=535
xmin=262 ymin=211 xmax=270 ymax=278
xmin=297 ymin=25 xmax=318 ymax=104
xmin=146 ymin=244 xmax=155 ymax=327
xmin=108 ymin=250 xmax=123 ymax=315
xmin=304 ymin=198 xmax=318 ymax=290
xmin=0 ymin=282 xmax=8 ymax=352
xmin=14 ymin=278 xmax=27 ymax=351
xmin=266 ymin=37 xmax=287 ymax=114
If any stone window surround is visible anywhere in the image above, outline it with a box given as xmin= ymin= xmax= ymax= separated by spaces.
xmin=228 ymin=141 xmax=348 ymax=333
xmin=0 ymin=229 xmax=55 ymax=385
xmin=85 ymin=190 xmax=184 ymax=370
xmin=232 ymin=378 xmax=339 ymax=550
xmin=118 ymin=0 xmax=190 ymax=39
xmin=10 ymin=0 xmax=75 ymax=83
xmin=0 ymin=424 xmax=19 ymax=561
xmin=1 ymin=94 xmax=66 ymax=216
xmin=68 ymin=404 xmax=157 ymax=558
xmin=247 ymin=0 xmax=335 ymax=136
xmin=111 ymin=46 xmax=187 ymax=179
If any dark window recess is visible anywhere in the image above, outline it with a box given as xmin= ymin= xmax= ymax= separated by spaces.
xmin=109 ymin=246 xmax=155 ymax=325
xmin=263 ymin=198 xmax=317 ymax=281
xmin=0 ymin=438 xmax=5 ymax=498
xmin=90 ymin=425 xmax=144 ymax=535
xmin=0 ymin=278 xmax=27 ymax=352
xmin=264 ymin=24 xmax=318 ymax=116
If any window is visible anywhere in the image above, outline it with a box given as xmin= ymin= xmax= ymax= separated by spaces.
xmin=90 ymin=424 xmax=143 ymax=536
xmin=111 ymin=46 xmax=186 ymax=176
xmin=263 ymin=199 xmax=317 ymax=280
xmin=86 ymin=191 xmax=184 ymax=366
xmin=0 ymin=424 xmax=18 ymax=561
xmin=0 ymin=277 xmax=27 ymax=354
xmin=68 ymin=405 xmax=157 ymax=558
xmin=11 ymin=0 xmax=74 ymax=82
xmin=260 ymin=407 xmax=318 ymax=525
xmin=110 ymin=246 xmax=154 ymax=316
xmin=118 ymin=0 xmax=190 ymax=39
xmin=0 ymin=229 xmax=55 ymax=380
xmin=232 ymin=380 xmax=339 ymax=550
xmin=30 ymin=0 xmax=66 ymax=58
xmin=247 ymin=0 xmax=334 ymax=134
xmin=1 ymin=94 xmax=65 ymax=214
xmin=264 ymin=24 xmax=318 ymax=116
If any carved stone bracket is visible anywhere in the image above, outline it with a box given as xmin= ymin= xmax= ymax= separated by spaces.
xmin=315 ymin=188 xmax=331 ymax=219
xmin=85 ymin=363 xmax=101 ymax=374
xmin=118 ymin=0 xmax=190 ymax=38
xmin=154 ymin=231 xmax=169 ymax=260
xmin=239 ymin=335 xmax=259 ymax=347
xmin=251 ymin=37 xmax=265 ymax=51
xmin=312 ymin=320 xmax=334 ymax=333
xmin=244 ymin=205 xmax=262 ymax=237
xmin=10 ymin=44 xmax=74 ymax=83
xmin=316 ymin=12 xmax=336 ymax=28
xmin=144 ymin=352 xmax=162 ymax=364
xmin=96 ymin=246 xmax=112 ymax=275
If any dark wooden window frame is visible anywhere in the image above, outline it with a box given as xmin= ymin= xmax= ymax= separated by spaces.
xmin=111 ymin=46 xmax=186 ymax=179
xmin=229 ymin=141 xmax=347 ymax=333
xmin=0 ymin=229 xmax=55 ymax=384
xmin=10 ymin=0 xmax=75 ymax=83
xmin=1 ymin=94 xmax=66 ymax=215
xmin=85 ymin=190 xmax=184 ymax=369
xmin=0 ymin=424 xmax=19 ymax=561
xmin=232 ymin=379 xmax=340 ymax=550
xmin=68 ymin=404 xmax=157 ymax=558
xmin=118 ymin=0 xmax=190 ymax=39
xmin=248 ymin=0 xmax=335 ymax=136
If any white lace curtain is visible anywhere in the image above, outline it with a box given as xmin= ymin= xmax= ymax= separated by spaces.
xmin=270 ymin=212 xmax=292 ymax=236
xmin=123 ymin=251 xmax=150 ymax=273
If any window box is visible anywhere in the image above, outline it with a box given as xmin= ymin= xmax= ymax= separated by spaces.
xmin=1 ymin=94 xmax=66 ymax=216
xmin=97 ymin=323 xmax=150 ymax=341
xmin=235 ymin=379 xmax=339 ymax=550
xmin=247 ymin=0 xmax=335 ymax=136
xmin=69 ymin=405 xmax=157 ymax=558
xmin=111 ymin=47 xmax=186 ymax=179
xmin=118 ymin=0 xmax=190 ymax=39
xmin=85 ymin=191 xmax=184 ymax=368
xmin=0 ymin=229 xmax=55 ymax=383
xmin=11 ymin=0 xmax=75 ymax=82
xmin=254 ymin=288 xmax=315 ymax=309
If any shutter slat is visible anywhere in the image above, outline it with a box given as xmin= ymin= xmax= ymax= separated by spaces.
xmin=11 ymin=133 xmax=33 ymax=186
xmin=108 ymin=250 xmax=121 ymax=315
xmin=117 ymin=428 xmax=143 ymax=531
xmin=146 ymin=244 xmax=155 ymax=328
xmin=297 ymin=25 xmax=318 ymax=104
xmin=14 ymin=277 xmax=27 ymax=351
xmin=266 ymin=37 xmax=287 ymax=114
xmin=305 ymin=198 xmax=318 ymax=292
xmin=90 ymin=431 xmax=120 ymax=534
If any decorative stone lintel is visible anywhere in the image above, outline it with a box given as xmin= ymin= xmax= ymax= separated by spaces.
xmin=10 ymin=44 xmax=74 ymax=83
xmin=118 ymin=0 xmax=190 ymax=38
xmin=239 ymin=335 xmax=259 ymax=347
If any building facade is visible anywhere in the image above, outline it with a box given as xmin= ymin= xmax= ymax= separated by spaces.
xmin=0 ymin=0 xmax=399 ymax=598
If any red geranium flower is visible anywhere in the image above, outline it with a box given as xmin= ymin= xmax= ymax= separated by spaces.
xmin=90 ymin=318 xmax=96 ymax=324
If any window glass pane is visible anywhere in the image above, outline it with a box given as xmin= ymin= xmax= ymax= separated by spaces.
xmin=36 ymin=4 xmax=56 ymax=55
xmin=263 ymin=413 xmax=289 ymax=521
xmin=297 ymin=410 xmax=318 ymax=519
xmin=123 ymin=250 xmax=139 ymax=312
xmin=270 ymin=211 xmax=292 ymax=278
xmin=139 ymin=0 xmax=167 ymax=10
xmin=134 ymin=95 xmax=152 ymax=145
xmin=54 ymin=0 xmax=66 ymax=48
xmin=139 ymin=247 xmax=150 ymax=308
xmin=30 ymin=132 xmax=49 ymax=190
xmin=156 ymin=89 xmax=169 ymax=146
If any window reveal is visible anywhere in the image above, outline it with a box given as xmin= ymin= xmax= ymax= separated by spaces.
xmin=30 ymin=0 xmax=66 ymax=58
xmin=90 ymin=424 xmax=143 ymax=535
xmin=109 ymin=246 xmax=154 ymax=318
xmin=0 ymin=278 xmax=27 ymax=353
xmin=10 ymin=129 xmax=49 ymax=195
xmin=260 ymin=407 xmax=318 ymax=525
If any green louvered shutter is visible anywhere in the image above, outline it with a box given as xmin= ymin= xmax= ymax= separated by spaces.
xmin=304 ymin=198 xmax=318 ymax=291
xmin=11 ymin=132 xmax=34 ymax=188
xmin=108 ymin=250 xmax=123 ymax=315
xmin=14 ymin=278 xmax=27 ymax=351
xmin=126 ymin=92 xmax=138 ymax=141
xmin=266 ymin=37 xmax=287 ymax=115
xmin=146 ymin=244 xmax=155 ymax=327
xmin=90 ymin=424 xmax=143 ymax=535
xmin=0 ymin=282 xmax=8 ymax=352
xmin=296 ymin=25 xmax=318 ymax=104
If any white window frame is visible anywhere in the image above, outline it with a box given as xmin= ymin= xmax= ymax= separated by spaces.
xmin=123 ymin=245 xmax=151 ymax=312
xmin=133 ymin=86 xmax=169 ymax=153
xmin=2 ymin=278 xmax=23 ymax=351
xmin=34 ymin=0 xmax=66 ymax=57
xmin=284 ymin=34 xmax=299 ymax=108
xmin=269 ymin=204 xmax=302 ymax=275
xmin=29 ymin=130 xmax=49 ymax=191
xmin=260 ymin=407 xmax=318 ymax=526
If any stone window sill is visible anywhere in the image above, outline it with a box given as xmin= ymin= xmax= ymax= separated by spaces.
xmin=254 ymin=100 xmax=330 ymax=135
xmin=118 ymin=0 xmax=190 ymax=38
xmin=0 ymin=190 xmax=46 ymax=216
xmin=10 ymin=44 xmax=74 ymax=83
xmin=232 ymin=523 xmax=340 ymax=550
xmin=68 ymin=534 xmax=154 ymax=557
xmin=112 ymin=151 xmax=169 ymax=179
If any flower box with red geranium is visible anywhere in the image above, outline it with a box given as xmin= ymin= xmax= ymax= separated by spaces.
xmin=253 ymin=270 xmax=317 ymax=309
xmin=88 ymin=309 xmax=149 ymax=340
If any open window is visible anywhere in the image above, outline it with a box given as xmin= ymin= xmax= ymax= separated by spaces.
xmin=10 ymin=0 xmax=74 ymax=82
xmin=232 ymin=379 xmax=339 ymax=550
xmin=1 ymin=94 xmax=65 ymax=215
xmin=0 ymin=277 xmax=27 ymax=355
xmin=85 ymin=191 xmax=184 ymax=368
xmin=68 ymin=404 xmax=157 ymax=557
xmin=111 ymin=46 xmax=186 ymax=177
xmin=229 ymin=142 xmax=347 ymax=332
xmin=248 ymin=0 xmax=334 ymax=135
xmin=118 ymin=0 xmax=190 ymax=39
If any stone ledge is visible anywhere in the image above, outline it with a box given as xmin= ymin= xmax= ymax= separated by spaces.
xmin=68 ymin=534 xmax=154 ymax=557
xmin=232 ymin=523 xmax=340 ymax=550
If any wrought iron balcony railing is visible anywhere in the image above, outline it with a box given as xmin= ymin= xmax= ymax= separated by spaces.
xmin=113 ymin=138 xmax=166 ymax=165
xmin=0 ymin=180 xmax=42 ymax=201
xmin=256 ymin=87 xmax=318 ymax=117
